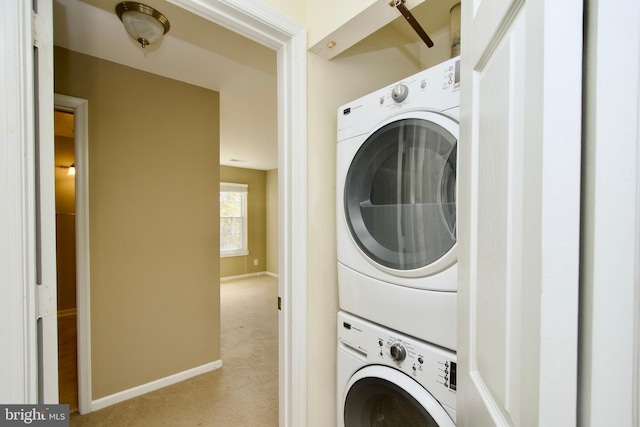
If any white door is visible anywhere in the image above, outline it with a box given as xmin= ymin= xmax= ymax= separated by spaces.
xmin=1 ymin=0 xmax=58 ymax=403
xmin=458 ymin=0 xmax=583 ymax=425
xmin=34 ymin=0 xmax=59 ymax=403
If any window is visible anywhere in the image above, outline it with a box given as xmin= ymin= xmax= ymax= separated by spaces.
xmin=220 ymin=182 xmax=249 ymax=257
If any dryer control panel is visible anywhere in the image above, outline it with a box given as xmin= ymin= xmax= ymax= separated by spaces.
xmin=337 ymin=56 xmax=460 ymax=142
xmin=338 ymin=311 xmax=456 ymax=410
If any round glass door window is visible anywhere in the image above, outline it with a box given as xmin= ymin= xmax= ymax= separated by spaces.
xmin=344 ymin=377 xmax=442 ymax=426
xmin=344 ymin=117 xmax=457 ymax=272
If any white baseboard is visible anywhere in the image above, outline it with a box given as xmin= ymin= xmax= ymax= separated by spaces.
xmin=265 ymin=271 xmax=279 ymax=279
xmin=91 ymin=360 xmax=222 ymax=412
xmin=220 ymin=271 xmax=267 ymax=282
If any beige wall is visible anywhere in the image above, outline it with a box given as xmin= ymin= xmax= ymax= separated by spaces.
xmin=266 ymin=169 xmax=279 ymax=275
xmin=54 ymin=47 xmax=221 ymax=399
xmin=220 ymin=166 xmax=267 ymax=278
xmin=420 ymin=28 xmax=455 ymax=67
xmin=307 ymin=0 xmax=375 ymax=46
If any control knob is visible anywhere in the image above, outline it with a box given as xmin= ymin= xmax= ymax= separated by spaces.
xmin=391 ymin=84 xmax=409 ymax=103
xmin=390 ymin=342 xmax=407 ymax=362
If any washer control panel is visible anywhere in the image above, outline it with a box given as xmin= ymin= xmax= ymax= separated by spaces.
xmin=338 ymin=311 xmax=456 ymax=410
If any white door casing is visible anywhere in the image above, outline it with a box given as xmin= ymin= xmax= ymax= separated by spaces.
xmin=34 ymin=0 xmax=59 ymax=404
xmin=580 ymin=0 xmax=640 ymax=425
xmin=1 ymin=0 xmax=40 ymax=405
xmin=1 ymin=0 xmax=60 ymax=404
xmin=458 ymin=0 xmax=583 ymax=425
xmin=54 ymin=94 xmax=92 ymax=414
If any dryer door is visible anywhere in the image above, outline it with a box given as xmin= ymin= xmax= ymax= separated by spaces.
xmin=344 ymin=112 xmax=458 ymax=277
xmin=343 ymin=365 xmax=455 ymax=427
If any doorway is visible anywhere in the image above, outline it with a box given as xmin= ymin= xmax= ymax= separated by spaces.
xmin=47 ymin=1 xmax=306 ymax=423
xmin=54 ymin=94 xmax=91 ymax=414
xmin=54 ymin=109 xmax=77 ymax=412
xmin=0 ymin=0 xmax=307 ymax=425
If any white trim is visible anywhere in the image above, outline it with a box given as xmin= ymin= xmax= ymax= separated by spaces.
xmin=35 ymin=0 xmax=59 ymax=404
xmin=1 ymin=0 xmax=38 ymax=403
xmin=54 ymin=94 xmax=92 ymax=415
xmin=579 ymin=0 xmax=640 ymax=424
xmin=635 ymin=91 xmax=640 ymax=427
xmin=91 ymin=361 xmax=222 ymax=412
xmin=220 ymin=250 xmax=250 ymax=258
xmin=220 ymin=271 xmax=268 ymax=282
xmin=265 ymin=271 xmax=279 ymax=279
xmin=636 ymin=57 xmax=640 ymax=427
xmin=278 ymin=26 xmax=308 ymax=427
xmin=633 ymin=5 xmax=640 ymax=422
xmin=220 ymin=182 xmax=248 ymax=192
xmin=166 ymin=2 xmax=307 ymax=425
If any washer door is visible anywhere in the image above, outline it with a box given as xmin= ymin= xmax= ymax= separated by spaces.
xmin=344 ymin=365 xmax=455 ymax=427
xmin=344 ymin=112 xmax=458 ymax=277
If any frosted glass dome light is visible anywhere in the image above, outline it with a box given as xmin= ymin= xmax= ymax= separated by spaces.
xmin=116 ymin=2 xmax=170 ymax=48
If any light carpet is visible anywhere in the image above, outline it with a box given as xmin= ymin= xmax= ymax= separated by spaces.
xmin=70 ymin=275 xmax=279 ymax=426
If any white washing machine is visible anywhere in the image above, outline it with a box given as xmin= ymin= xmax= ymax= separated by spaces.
xmin=336 ymin=57 xmax=460 ymax=350
xmin=337 ymin=311 xmax=456 ymax=426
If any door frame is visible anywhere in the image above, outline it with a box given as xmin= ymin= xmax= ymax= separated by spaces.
xmin=1 ymin=0 xmax=40 ymax=403
xmin=579 ymin=0 xmax=640 ymax=424
xmin=54 ymin=94 xmax=92 ymax=414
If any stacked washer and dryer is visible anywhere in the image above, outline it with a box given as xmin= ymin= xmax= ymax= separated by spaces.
xmin=336 ymin=56 xmax=460 ymax=426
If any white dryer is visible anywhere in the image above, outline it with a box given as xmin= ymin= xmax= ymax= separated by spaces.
xmin=337 ymin=57 xmax=460 ymax=351
xmin=337 ymin=311 xmax=457 ymax=426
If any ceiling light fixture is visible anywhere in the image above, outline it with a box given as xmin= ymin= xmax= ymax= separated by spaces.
xmin=116 ymin=2 xmax=170 ymax=48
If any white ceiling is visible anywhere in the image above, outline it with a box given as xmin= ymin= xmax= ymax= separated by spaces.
xmin=53 ymin=0 xmax=279 ymax=170
xmin=53 ymin=0 xmax=457 ymax=170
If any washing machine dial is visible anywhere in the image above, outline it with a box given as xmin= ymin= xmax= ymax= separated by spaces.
xmin=389 ymin=342 xmax=407 ymax=362
xmin=391 ymin=84 xmax=409 ymax=103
